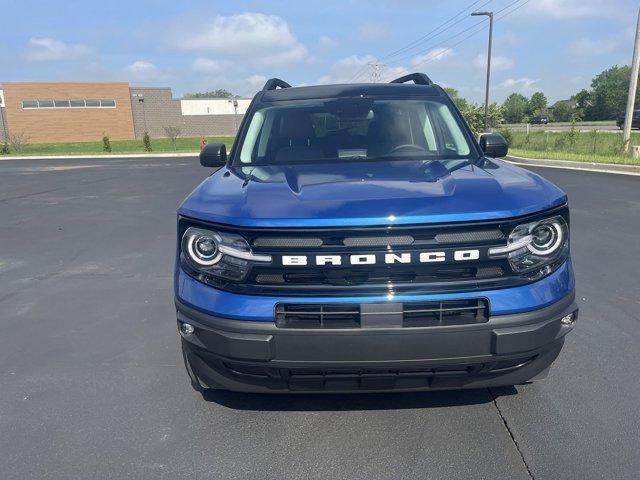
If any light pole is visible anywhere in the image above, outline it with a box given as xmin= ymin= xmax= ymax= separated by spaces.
xmin=623 ymin=7 xmax=640 ymax=153
xmin=472 ymin=11 xmax=493 ymax=131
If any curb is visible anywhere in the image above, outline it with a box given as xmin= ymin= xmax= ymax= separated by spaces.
xmin=0 ymin=152 xmax=199 ymax=161
xmin=505 ymin=155 xmax=640 ymax=176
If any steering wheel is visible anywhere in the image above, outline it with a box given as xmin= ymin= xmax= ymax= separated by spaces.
xmin=390 ymin=144 xmax=426 ymax=154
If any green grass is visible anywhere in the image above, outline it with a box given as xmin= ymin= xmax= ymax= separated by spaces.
xmin=1 ymin=136 xmax=235 ymax=156
xmin=506 ymin=130 xmax=640 ymax=166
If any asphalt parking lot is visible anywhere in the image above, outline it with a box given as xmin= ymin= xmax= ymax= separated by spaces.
xmin=1 ymin=156 xmax=639 ymax=480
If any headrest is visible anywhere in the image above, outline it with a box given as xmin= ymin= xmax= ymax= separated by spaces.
xmin=279 ymin=112 xmax=315 ymax=139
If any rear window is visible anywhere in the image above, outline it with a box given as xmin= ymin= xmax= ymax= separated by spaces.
xmin=237 ymin=98 xmax=475 ymax=166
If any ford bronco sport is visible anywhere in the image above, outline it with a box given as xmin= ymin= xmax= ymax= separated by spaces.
xmin=175 ymin=73 xmax=577 ymax=393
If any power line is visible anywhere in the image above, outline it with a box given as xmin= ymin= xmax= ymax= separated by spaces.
xmin=378 ymin=0 xmax=491 ymax=62
xmin=348 ymin=0 xmax=491 ymax=83
xmin=396 ymin=0 xmax=533 ymax=77
xmin=381 ymin=0 xmax=524 ymax=69
xmin=350 ymin=0 xmax=532 ymax=84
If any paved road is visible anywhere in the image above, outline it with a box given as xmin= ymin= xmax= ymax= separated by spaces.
xmin=1 ymin=156 xmax=639 ymax=480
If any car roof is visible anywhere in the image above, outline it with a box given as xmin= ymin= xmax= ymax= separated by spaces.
xmin=260 ymin=82 xmax=445 ymax=102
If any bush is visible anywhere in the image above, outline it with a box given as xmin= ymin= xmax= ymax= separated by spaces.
xmin=102 ymin=135 xmax=112 ymax=153
xmin=8 ymin=132 xmax=30 ymax=153
xmin=143 ymin=131 xmax=152 ymax=152
xmin=162 ymin=125 xmax=182 ymax=151
xmin=1 ymin=141 xmax=9 ymax=155
xmin=496 ymin=126 xmax=513 ymax=146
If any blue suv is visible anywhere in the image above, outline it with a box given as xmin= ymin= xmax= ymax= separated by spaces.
xmin=175 ymin=73 xmax=577 ymax=393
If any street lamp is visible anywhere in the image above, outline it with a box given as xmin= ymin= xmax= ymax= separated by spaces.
xmin=471 ymin=11 xmax=493 ymax=131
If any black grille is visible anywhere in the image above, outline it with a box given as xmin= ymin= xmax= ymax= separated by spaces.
xmin=402 ymin=299 xmax=488 ymax=327
xmin=219 ymin=355 xmax=537 ymax=391
xmin=276 ymin=303 xmax=360 ymax=328
xmin=275 ymin=299 xmax=488 ymax=329
xmin=257 ymin=266 xmax=503 ymax=287
xmin=179 ymin=206 xmax=569 ymax=296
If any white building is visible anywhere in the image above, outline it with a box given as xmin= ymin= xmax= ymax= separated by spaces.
xmin=180 ymin=98 xmax=252 ymax=116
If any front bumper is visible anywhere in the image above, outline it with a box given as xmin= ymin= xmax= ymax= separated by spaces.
xmin=177 ymin=292 xmax=577 ymax=393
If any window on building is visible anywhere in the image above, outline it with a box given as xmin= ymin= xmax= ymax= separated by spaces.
xmin=21 ymin=98 xmax=118 ymax=109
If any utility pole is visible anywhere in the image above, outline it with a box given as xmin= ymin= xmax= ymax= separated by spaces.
xmin=623 ymin=7 xmax=640 ymax=153
xmin=472 ymin=11 xmax=493 ymax=132
xmin=0 ymin=91 xmax=8 ymax=143
xmin=368 ymin=61 xmax=385 ymax=83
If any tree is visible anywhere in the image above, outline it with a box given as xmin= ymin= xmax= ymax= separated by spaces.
xmin=183 ymin=89 xmax=237 ymax=99
xmin=143 ymin=131 xmax=152 ymax=152
xmin=444 ymin=87 xmax=469 ymax=111
xmin=528 ymin=91 xmax=548 ymax=117
xmin=162 ymin=125 xmax=182 ymax=150
xmin=502 ymin=93 xmax=529 ymax=123
xmin=551 ymin=100 xmax=576 ymax=122
xmin=586 ymin=65 xmax=640 ymax=120
xmin=8 ymin=132 xmax=30 ymax=153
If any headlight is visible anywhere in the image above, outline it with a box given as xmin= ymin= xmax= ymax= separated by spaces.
xmin=489 ymin=215 xmax=569 ymax=280
xmin=181 ymin=227 xmax=271 ymax=282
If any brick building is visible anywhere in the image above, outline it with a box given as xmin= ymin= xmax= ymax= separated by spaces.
xmin=129 ymin=87 xmax=248 ymax=139
xmin=0 ymin=81 xmax=249 ymax=144
xmin=1 ymin=82 xmax=135 ymax=143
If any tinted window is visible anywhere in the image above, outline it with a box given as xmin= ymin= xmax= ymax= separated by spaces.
xmin=54 ymin=100 xmax=70 ymax=108
xmin=238 ymin=98 xmax=474 ymax=166
xmin=38 ymin=100 xmax=54 ymax=108
xmin=70 ymin=99 xmax=85 ymax=107
xmin=100 ymin=99 xmax=116 ymax=107
xmin=85 ymin=99 xmax=100 ymax=107
xmin=22 ymin=100 xmax=38 ymax=108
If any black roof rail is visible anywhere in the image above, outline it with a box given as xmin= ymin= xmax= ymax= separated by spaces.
xmin=389 ymin=73 xmax=433 ymax=86
xmin=262 ymin=78 xmax=292 ymax=91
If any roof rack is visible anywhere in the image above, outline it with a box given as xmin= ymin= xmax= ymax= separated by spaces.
xmin=389 ymin=73 xmax=433 ymax=86
xmin=262 ymin=78 xmax=291 ymax=91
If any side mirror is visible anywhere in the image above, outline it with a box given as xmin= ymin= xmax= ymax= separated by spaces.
xmin=200 ymin=143 xmax=227 ymax=167
xmin=478 ymin=133 xmax=508 ymax=158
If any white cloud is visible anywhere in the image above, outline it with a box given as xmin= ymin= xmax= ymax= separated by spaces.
xmin=356 ymin=21 xmax=389 ymax=41
xmin=318 ymin=36 xmax=338 ymax=50
xmin=316 ymin=54 xmax=410 ymax=84
xmin=174 ymin=12 xmax=308 ymax=67
xmin=569 ymin=37 xmax=618 ymax=56
xmin=25 ymin=37 xmax=90 ymax=62
xmin=473 ymin=53 xmax=514 ymax=71
xmin=246 ymin=75 xmax=267 ymax=89
xmin=124 ymin=60 xmax=161 ymax=82
xmin=191 ymin=58 xmax=224 ymax=75
xmin=499 ymin=77 xmax=539 ymax=94
xmin=412 ymin=48 xmax=455 ymax=67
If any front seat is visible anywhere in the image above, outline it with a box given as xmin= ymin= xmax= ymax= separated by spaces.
xmin=275 ymin=112 xmax=324 ymax=164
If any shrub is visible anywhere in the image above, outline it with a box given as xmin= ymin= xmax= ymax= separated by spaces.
xmin=1 ymin=141 xmax=9 ymax=155
xmin=162 ymin=125 xmax=182 ymax=151
xmin=496 ymin=125 xmax=513 ymax=146
xmin=102 ymin=135 xmax=112 ymax=153
xmin=8 ymin=132 xmax=30 ymax=153
xmin=143 ymin=131 xmax=152 ymax=152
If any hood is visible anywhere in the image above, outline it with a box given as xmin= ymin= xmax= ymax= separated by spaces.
xmin=178 ymin=159 xmax=567 ymax=227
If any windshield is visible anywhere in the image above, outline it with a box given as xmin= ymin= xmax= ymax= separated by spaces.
xmin=237 ymin=98 xmax=477 ymax=166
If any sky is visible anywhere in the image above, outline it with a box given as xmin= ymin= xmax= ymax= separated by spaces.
xmin=0 ymin=0 xmax=638 ymax=103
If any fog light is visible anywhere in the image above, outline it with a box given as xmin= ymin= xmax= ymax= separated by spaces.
xmin=560 ymin=313 xmax=575 ymax=325
xmin=179 ymin=322 xmax=195 ymax=335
